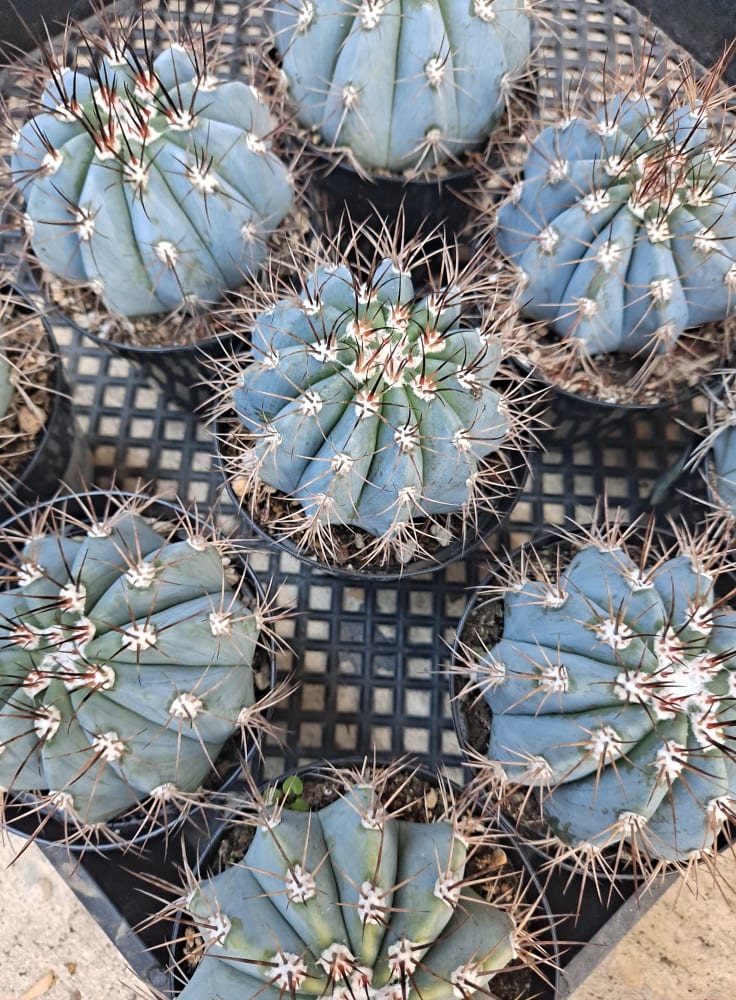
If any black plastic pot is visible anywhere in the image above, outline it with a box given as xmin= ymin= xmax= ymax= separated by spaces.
xmin=0 ymin=286 xmax=86 ymax=509
xmin=627 ymin=0 xmax=736 ymax=82
xmin=61 ymin=308 xmax=236 ymax=415
xmin=305 ymin=146 xmax=479 ymax=253
xmin=216 ymin=418 xmax=530 ymax=581
xmin=167 ymin=759 xmax=561 ymax=999
xmin=0 ymin=489 xmax=278 ymax=853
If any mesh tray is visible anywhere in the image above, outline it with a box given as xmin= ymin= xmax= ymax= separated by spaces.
xmin=0 ymin=0 xmax=718 ymax=992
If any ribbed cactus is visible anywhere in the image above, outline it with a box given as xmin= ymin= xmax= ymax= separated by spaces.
xmin=269 ymin=0 xmax=532 ymax=172
xmin=9 ymin=17 xmax=294 ymax=318
xmin=0 ymin=494 xmax=271 ymax=838
xmin=466 ymin=521 xmax=736 ymax=876
xmin=228 ymin=249 xmax=526 ymax=565
xmin=495 ymin=84 xmax=736 ymax=356
xmin=175 ymin=770 xmax=529 ymax=1000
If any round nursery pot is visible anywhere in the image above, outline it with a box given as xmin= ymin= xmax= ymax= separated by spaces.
xmin=0 ymin=490 xmax=278 ymax=852
xmin=167 ymin=759 xmax=560 ymax=1000
xmin=55 ymin=294 xmax=238 ymax=415
xmin=217 ymin=418 xmax=530 ymax=582
xmin=508 ymin=329 xmax=713 ymax=436
xmin=306 ymin=147 xmax=478 ymax=254
xmin=0 ymin=285 xmax=80 ymax=509
xmin=449 ymin=520 xmax=736 ymax=892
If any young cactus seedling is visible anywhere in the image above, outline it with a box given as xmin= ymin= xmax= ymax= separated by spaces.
xmin=0 ymin=490 xmax=291 ymax=850
xmin=267 ymin=0 xmax=536 ymax=174
xmin=3 ymin=4 xmax=294 ymax=319
xmin=213 ymin=224 xmax=539 ymax=572
xmin=491 ymin=52 xmax=736 ymax=403
xmin=454 ymin=510 xmax=736 ymax=893
xmin=161 ymin=759 xmax=556 ymax=1000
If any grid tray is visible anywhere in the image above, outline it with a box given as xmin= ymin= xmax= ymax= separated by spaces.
xmin=0 ymin=0 xmax=720 ymax=994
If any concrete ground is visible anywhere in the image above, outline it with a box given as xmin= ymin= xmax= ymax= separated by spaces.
xmin=1 ymin=831 xmax=732 ymax=1000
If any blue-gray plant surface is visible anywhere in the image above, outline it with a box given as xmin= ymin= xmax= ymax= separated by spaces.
xmin=0 ymin=493 xmax=281 ymax=845
xmin=269 ymin=0 xmax=533 ymax=172
xmin=463 ymin=517 xmax=736 ymax=883
xmin=225 ymin=240 xmax=531 ymax=567
xmin=495 ymin=74 xmax=736 ymax=359
xmin=173 ymin=765 xmax=543 ymax=1000
xmin=8 ymin=13 xmax=294 ymax=317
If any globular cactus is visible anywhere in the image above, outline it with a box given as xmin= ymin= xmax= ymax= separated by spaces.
xmin=172 ymin=764 xmax=546 ymax=1000
xmin=495 ymin=75 xmax=736 ymax=358
xmin=223 ymin=238 xmax=531 ymax=567
xmin=0 ymin=493 xmax=280 ymax=842
xmin=8 ymin=13 xmax=294 ymax=318
xmin=269 ymin=0 xmax=533 ymax=173
xmin=461 ymin=516 xmax=736 ymax=882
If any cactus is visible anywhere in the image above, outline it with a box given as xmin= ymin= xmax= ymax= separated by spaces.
xmin=171 ymin=763 xmax=548 ymax=1000
xmin=495 ymin=76 xmax=736 ymax=359
xmin=460 ymin=516 xmax=736 ymax=883
xmin=222 ymin=235 xmax=531 ymax=568
xmin=0 ymin=492 xmax=281 ymax=843
xmin=8 ymin=12 xmax=294 ymax=318
xmin=268 ymin=0 xmax=532 ymax=173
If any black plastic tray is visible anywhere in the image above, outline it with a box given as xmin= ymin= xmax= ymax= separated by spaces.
xmin=0 ymin=0 xmax=720 ymax=995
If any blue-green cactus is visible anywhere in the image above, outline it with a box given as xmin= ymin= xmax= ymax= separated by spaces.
xmin=0 ymin=495 xmax=271 ymax=838
xmin=9 ymin=20 xmax=294 ymax=318
xmin=176 ymin=771 xmax=525 ymax=1000
xmin=468 ymin=521 xmax=736 ymax=874
xmin=269 ymin=0 xmax=532 ymax=172
xmin=229 ymin=254 xmax=525 ymax=564
xmin=496 ymin=87 xmax=736 ymax=356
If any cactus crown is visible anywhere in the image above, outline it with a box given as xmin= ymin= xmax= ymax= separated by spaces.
xmin=492 ymin=57 xmax=736 ymax=400
xmin=214 ymin=230 xmax=536 ymax=569
xmin=5 ymin=8 xmax=294 ymax=318
xmin=0 ymin=491 xmax=284 ymax=848
xmin=458 ymin=511 xmax=736 ymax=888
xmin=166 ymin=761 xmax=553 ymax=1000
